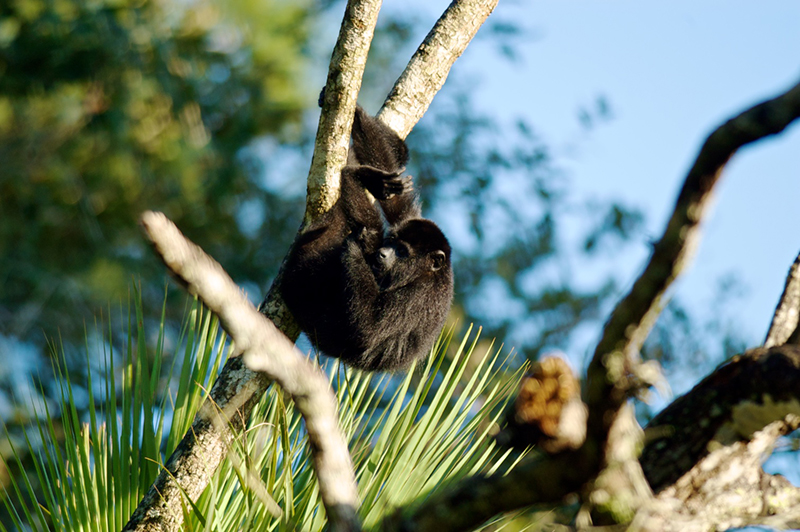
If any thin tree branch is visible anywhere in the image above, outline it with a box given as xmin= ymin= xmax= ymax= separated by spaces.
xmin=377 ymin=0 xmax=499 ymax=139
xmin=126 ymin=212 xmax=360 ymax=532
xmin=764 ymin=250 xmax=800 ymax=347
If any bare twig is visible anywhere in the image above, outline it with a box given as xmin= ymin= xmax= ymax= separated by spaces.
xmin=764 ymin=250 xmax=800 ymax=347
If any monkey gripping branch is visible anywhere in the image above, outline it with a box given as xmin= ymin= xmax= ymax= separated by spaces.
xmin=127 ymin=0 xmax=800 ymax=529
xmin=124 ymin=0 xmax=498 ymax=530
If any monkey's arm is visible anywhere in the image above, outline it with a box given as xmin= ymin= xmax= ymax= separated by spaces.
xmin=378 ymin=188 xmax=421 ymax=225
xmin=348 ymin=105 xmax=422 ymax=225
xmin=339 ymin=169 xmax=386 ymax=233
xmin=350 ymin=106 xmax=409 ymax=172
xmin=342 ymin=238 xmax=381 ymax=328
xmin=350 ymin=166 xmax=421 ymax=224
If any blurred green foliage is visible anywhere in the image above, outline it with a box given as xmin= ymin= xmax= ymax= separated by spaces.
xmin=0 ymin=0 xmax=650 ymax=370
xmin=0 ymin=0 xmax=313 ymax=341
xmin=0 ymin=0 xmax=666 ymax=370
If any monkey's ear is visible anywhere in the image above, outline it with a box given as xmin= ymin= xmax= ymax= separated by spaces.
xmin=430 ymin=250 xmax=447 ymax=271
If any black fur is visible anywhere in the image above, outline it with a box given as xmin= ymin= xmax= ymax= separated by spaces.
xmin=282 ymin=106 xmax=453 ymax=371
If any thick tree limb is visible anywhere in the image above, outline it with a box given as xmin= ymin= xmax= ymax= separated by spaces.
xmin=641 ymin=344 xmax=800 ymax=492
xmin=765 ymin=250 xmax=800 ymax=347
xmin=125 ymin=213 xmax=359 ymax=532
xmin=636 ymin=417 xmax=800 ymax=532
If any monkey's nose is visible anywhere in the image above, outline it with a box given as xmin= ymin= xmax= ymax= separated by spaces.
xmin=377 ymin=247 xmax=396 ymax=269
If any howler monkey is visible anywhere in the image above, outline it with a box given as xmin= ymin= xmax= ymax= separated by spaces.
xmin=281 ymin=105 xmax=453 ymax=372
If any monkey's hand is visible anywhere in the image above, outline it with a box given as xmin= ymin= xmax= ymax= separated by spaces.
xmin=352 ymin=165 xmax=414 ymax=200
xmin=353 ymin=225 xmax=382 ymax=255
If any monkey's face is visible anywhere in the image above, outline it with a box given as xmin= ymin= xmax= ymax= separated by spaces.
xmin=372 ymin=221 xmax=451 ymax=292
xmin=370 ymin=238 xmax=409 ymax=289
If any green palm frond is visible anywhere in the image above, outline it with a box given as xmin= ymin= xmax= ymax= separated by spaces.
xmin=2 ymin=292 xmax=523 ymax=532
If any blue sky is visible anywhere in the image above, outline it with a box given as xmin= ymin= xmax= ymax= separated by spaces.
xmin=449 ymin=1 xmax=800 ymax=353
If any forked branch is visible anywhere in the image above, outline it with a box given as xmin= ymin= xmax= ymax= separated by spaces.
xmin=585 ymin=76 xmax=800 ymax=438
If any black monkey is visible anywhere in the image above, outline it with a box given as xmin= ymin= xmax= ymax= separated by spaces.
xmin=281 ymin=105 xmax=453 ymax=372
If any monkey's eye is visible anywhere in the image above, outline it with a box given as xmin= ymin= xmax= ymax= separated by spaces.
xmin=395 ymin=242 xmax=411 ymax=258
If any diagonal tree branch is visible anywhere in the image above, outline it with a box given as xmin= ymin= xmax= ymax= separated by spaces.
xmin=125 ymin=215 xmax=361 ymax=531
xmin=377 ymin=0 xmax=499 ymax=139
xmin=140 ymin=212 xmax=359 ymax=531
xmin=385 ymin=75 xmax=800 ymax=532
xmin=306 ymin=0 xmax=386 ymax=220
xmin=585 ymin=75 xmax=800 ymax=439
xmin=384 ymin=448 xmax=598 ymax=532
